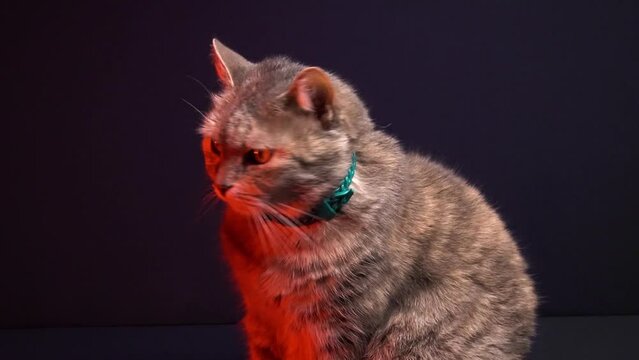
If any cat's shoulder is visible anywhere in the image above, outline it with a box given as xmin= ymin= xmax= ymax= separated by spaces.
xmin=404 ymin=152 xmax=465 ymax=184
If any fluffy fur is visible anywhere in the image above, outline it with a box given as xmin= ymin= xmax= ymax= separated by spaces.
xmin=199 ymin=39 xmax=537 ymax=360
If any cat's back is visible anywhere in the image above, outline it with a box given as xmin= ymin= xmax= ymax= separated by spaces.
xmin=399 ymin=151 xmax=533 ymax=293
xmin=380 ymin=152 xmax=537 ymax=357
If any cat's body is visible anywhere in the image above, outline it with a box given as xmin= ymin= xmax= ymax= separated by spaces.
xmin=200 ymin=39 xmax=536 ymax=359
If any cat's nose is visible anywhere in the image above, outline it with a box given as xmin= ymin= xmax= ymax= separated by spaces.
xmin=215 ymin=184 xmax=234 ymax=196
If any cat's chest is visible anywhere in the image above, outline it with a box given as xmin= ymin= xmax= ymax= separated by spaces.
xmin=221 ymin=220 xmax=369 ymax=359
xmin=240 ymin=260 xmax=341 ymax=359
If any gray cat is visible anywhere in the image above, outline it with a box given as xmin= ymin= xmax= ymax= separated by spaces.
xmin=199 ymin=39 xmax=537 ymax=360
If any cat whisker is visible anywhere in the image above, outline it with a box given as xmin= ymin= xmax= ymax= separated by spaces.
xmin=186 ymin=75 xmax=212 ymax=96
xmin=264 ymin=199 xmax=332 ymax=235
xmin=259 ymin=211 xmax=287 ymax=254
xmin=181 ymin=98 xmax=215 ymax=123
xmin=233 ymin=192 xmax=321 ymax=251
xmin=274 ymin=202 xmax=338 ymax=233
xmin=253 ymin=213 xmax=274 ymax=257
xmin=261 ymin=202 xmax=316 ymax=247
xmin=275 ymin=202 xmax=322 ymax=221
xmin=248 ymin=201 xmax=297 ymax=252
xmin=196 ymin=190 xmax=220 ymax=222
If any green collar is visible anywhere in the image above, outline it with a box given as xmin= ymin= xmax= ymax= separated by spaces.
xmin=309 ymin=152 xmax=357 ymax=222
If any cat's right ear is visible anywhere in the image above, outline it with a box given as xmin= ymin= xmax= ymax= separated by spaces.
xmin=211 ymin=38 xmax=252 ymax=88
xmin=285 ymin=67 xmax=336 ymax=128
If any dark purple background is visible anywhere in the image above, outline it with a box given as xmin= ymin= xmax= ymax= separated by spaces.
xmin=2 ymin=1 xmax=638 ymax=328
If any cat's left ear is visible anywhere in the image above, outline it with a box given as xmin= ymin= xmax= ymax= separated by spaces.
xmin=211 ymin=38 xmax=252 ymax=88
xmin=286 ymin=67 xmax=335 ymax=126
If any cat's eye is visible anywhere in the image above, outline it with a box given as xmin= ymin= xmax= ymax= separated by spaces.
xmin=210 ymin=139 xmax=221 ymax=156
xmin=246 ymin=148 xmax=273 ymax=165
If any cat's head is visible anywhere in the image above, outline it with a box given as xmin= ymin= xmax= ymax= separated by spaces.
xmin=199 ymin=39 xmax=372 ymax=218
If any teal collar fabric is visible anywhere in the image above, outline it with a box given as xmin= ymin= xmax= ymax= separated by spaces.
xmin=310 ymin=152 xmax=357 ymax=222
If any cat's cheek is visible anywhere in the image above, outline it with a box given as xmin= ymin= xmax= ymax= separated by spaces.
xmin=203 ymin=157 xmax=221 ymax=181
xmin=205 ymin=165 xmax=216 ymax=181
